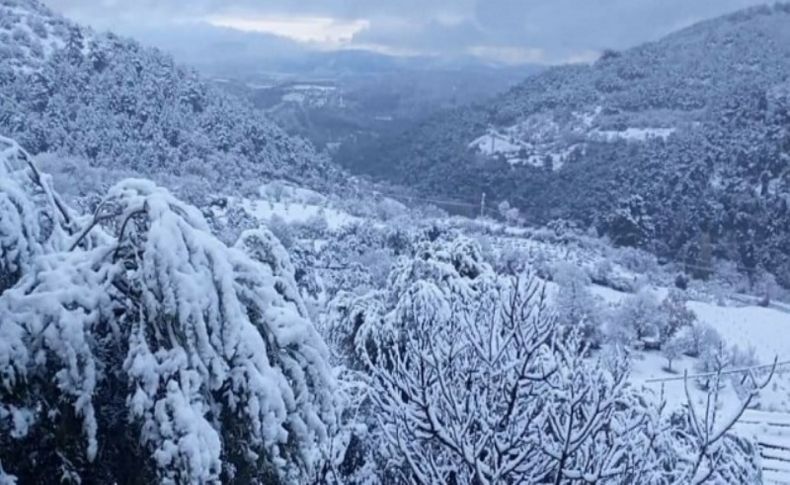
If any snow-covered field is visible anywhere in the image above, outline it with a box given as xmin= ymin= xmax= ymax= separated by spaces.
xmin=690 ymin=302 xmax=790 ymax=362
xmin=210 ymin=180 xmax=362 ymax=231
xmin=238 ymin=198 xmax=359 ymax=230
xmin=588 ymin=279 xmax=790 ymax=482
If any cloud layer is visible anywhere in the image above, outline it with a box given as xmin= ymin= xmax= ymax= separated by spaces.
xmin=46 ymin=0 xmax=769 ymax=64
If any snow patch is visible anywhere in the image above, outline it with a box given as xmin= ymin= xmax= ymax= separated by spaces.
xmin=592 ymin=127 xmax=676 ymax=142
xmin=236 ymin=198 xmax=360 ymax=231
xmin=282 ymin=92 xmax=307 ymax=104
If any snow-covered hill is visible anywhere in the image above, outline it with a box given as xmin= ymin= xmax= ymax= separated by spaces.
xmin=0 ymin=0 xmax=70 ymax=72
xmin=0 ymin=0 xmax=343 ymax=193
xmin=340 ymin=3 xmax=790 ymax=289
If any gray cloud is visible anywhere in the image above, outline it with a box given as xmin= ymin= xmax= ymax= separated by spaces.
xmin=45 ymin=0 xmax=770 ymax=64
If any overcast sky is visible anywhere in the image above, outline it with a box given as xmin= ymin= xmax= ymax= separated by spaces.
xmin=45 ymin=0 xmax=770 ymax=64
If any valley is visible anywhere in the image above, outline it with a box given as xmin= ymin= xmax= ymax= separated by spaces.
xmin=1 ymin=0 xmax=789 ymax=483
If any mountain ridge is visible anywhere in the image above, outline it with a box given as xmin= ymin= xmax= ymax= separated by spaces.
xmin=337 ymin=2 xmax=790 ymax=285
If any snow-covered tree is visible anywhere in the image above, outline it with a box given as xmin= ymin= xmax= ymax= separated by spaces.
xmin=605 ymin=195 xmax=656 ymax=249
xmin=658 ymin=288 xmax=697 ymax=343
xmin=267 ymin=213 xmax=294 ymax=250
xmin=497 ymin=200 xmax=520 ymax=225
xmin=553 ymin=262 xmax=603 ymax=348
xmin=610 ymin=288 xmax=663 ymax=345
xmin=662 ymin=334 xmax=685 ymax=372
xmin=323 ymin=290 xmax=390 ymax=371
xmin=677 ymin=322 xmax=723 ymax=358
xmin=0 ymin=148 xmax=338 ymax=483
xmin=676 ymin=359 xmax=774 ymax=483
xmin=694 ymin=340 xmax=736 ymax=389
xmin=372 ymin=272 xmax=558 ymax=483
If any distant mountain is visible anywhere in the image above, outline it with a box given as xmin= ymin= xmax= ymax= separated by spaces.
xmin=125 ymin=22 xmax=541 ymax=80
xmin=339 ymin=3 xmax=790 ymax=285
xmin=115 ymin=21 xmax=541 ymax=154
xmin=254 ymin=49 xmax=541 ymax=79
xmin=0 ymin=0 xmax=341 ymax=192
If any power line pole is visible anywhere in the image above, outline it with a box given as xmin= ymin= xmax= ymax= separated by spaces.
xmin=480 ymin=192 xmax=486 ymax=219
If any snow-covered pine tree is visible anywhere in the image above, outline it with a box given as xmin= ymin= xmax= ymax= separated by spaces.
xmin=0 ymin=141 xmax=338 ymax=484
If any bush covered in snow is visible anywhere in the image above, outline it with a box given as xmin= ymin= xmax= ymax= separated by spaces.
xmin=662 ymin=334 xmax=686 ymax=372
xmin=0 ymin=136 xmax=76 ymax=293
xmin=0 ymin=140 xmax=338 ymax=484
xmin=320 ymin=235 xmax=765 ymax=484
xmin=677 ymin=322 xmax=724 ymax=359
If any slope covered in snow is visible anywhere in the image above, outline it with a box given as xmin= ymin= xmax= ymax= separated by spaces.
xmin=0 ymin=0 xmax=342 ymax=192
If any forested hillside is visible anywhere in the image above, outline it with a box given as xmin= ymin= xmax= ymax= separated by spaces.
xmin=0 ymin=0 xmax=340 ymax=192
xmin=339 ymin=4 xmax=790 ymax=285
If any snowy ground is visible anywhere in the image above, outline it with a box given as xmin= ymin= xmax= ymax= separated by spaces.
xmin=590 ymin=284 xmax=790 ymax=405
xmin=595 ymin=281 xmax=790 ymax=484
xmin=207 ymin=180 xmax=362 ymax=231
xmin=736 ymin=409 xmax=790 ymax=484
xmin=237 ymin=197 xmax=360 ymax=231
xmin=592 ymin=282 xmax=790 ymax=482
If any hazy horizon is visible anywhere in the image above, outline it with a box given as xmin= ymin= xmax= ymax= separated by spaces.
xmin=45 ymin=0 xmax=771 ymax=66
